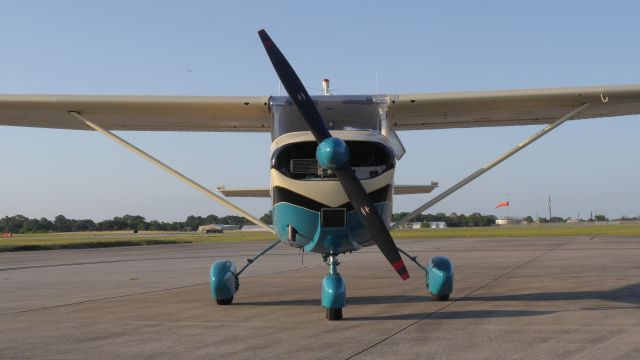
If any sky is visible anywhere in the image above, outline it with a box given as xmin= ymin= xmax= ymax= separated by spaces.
xmin=1 ymin=0 xmax=639 ymax=222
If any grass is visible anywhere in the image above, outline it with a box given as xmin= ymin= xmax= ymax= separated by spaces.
xmin=0 ymin=231 xmax=274 ymax=252
xmin=390 ymin=224 xmax=640 ymax=239
xmin=2 ymin=224 xmax=640 ymax=252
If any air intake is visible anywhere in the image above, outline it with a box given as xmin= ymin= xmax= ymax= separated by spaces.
xmin=321 ymin=208 xmax=346 ymax=228
xmin=291 ymin=159 xmax=319 ymax=174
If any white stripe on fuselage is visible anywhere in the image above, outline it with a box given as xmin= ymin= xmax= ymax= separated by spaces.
xmin=270 ymin=130 xmax=394 ymax=208
xmin=270 ymin=168 xmax=394 ymax=208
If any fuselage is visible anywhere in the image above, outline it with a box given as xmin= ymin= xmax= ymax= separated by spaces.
xmin=268 ymin=95 xmax=402 ymax=255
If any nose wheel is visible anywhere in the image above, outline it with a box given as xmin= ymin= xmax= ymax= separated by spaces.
xmin=326 ymin=307 xmax=343 ymax=321
xmin=322 ymin=254 xmax=346 ymax=321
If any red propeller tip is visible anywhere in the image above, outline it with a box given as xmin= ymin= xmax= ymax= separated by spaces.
xmin=392 ymin=260 xmax=410 ymax=280
xmin=392 ymin=260 xmax=406 ymax=270
xmin=257 ymin=30 xmax=273 ymax=48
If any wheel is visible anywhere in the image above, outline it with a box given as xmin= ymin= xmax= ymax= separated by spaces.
xmin=433 ymin=294 xmax=449 ymax=301
xmin=216 ymin=296 xmax=234 ymax=305
xmin=326 ymin=308 xmax=343 ymax=321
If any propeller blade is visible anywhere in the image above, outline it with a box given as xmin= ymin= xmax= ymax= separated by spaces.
xmin=258 ymin=29 xmax=331 ymax=143
xmin=334 ymin=167 xmax=409 ymax=280
xmin=258 ymin=29 xmax=409 ymax=280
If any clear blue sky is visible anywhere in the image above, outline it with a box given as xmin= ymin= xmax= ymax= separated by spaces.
xmin=1 ymin=0 xmax=639 ymax=221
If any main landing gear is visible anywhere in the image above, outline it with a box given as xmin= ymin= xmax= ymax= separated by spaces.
xmin=426 ymin=256 xmax=454 ymax=301
xmin=209 ymin=240 xmax=280 ymax=306
xmin=397 ymin=247 xmax=454 ymax=302
xmin=209 ymin=241 xmax=453 ymax=321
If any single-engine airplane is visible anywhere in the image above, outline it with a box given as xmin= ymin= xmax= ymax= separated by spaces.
xmin=2 ymin=30 xmax=640 ymax=320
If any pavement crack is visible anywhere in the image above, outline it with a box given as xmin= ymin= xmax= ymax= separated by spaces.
xmin=0 ymin=264 xmax=316 ymax=317
xmin=0 ymin=252 xmax=296 ymax=272
xmin=460 ymin=237 xmax=572 ymax=299
xmin=0 ymin=282 xmax=207 ymax=317
xmin=346 ymin=238 xmax=574 ymax=359
xmin=345 ymin=301 xmax=455 ymax=359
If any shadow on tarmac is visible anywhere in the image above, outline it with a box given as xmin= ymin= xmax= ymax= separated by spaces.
xmin=238 ymin=295 xmax=429 ymax=306
xmin=239 ymin=282 xmax=640 ymax=307
xmin=344 ymin=309 xmax=554 ymax=321
xmin=462 ymin=282 xmax=640 ymax=305
xmin=236 ymin=282 xmax=640 ymax=321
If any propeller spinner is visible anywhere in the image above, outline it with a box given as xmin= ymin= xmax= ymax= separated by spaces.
xmin=258 ymin=29 xmax=409 ymax=281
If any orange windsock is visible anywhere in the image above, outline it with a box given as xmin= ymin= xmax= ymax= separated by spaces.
xmin=495 ymin=201 xmax=509 ymax=209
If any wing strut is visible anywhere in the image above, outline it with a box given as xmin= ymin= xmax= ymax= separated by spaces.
xmin=68 ymin=111 xmax=275 ymax=234
xmin=392 ymin=103 xmax=592 ymax=229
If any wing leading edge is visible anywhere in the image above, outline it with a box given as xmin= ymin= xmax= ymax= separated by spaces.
xmin=0 ymin=95 xmax=271 ymax=132
xmin=1 ymin=84 xmax=639 ymax=132
xmin=387 ymin=84 xmax=640 ymax=130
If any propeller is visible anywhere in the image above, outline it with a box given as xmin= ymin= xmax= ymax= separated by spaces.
xmin=258 ymin=29 xmax=409 ymax=280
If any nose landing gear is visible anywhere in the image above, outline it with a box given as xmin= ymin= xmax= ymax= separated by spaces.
xmin=322 ymin=254 xmax=346 ymax=321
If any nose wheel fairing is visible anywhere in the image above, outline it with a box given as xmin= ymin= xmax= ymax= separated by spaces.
xmin=322 ymin=254 xmax=346 ymax=321
xmin=273 ymin=202 xmax=390 ymax=254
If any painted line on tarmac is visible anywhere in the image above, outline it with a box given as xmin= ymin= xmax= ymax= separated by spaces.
xmin=0 ymin=263 xmax=320 ymax=317
xmin=0 ymin=282 xmax=208 ymax=318
xmin=345 ymin=237 xmax=580 ymax=359
xmin=0 ymin=253 xmax=295 ymax=272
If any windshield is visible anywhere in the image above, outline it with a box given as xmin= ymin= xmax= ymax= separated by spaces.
xmin=270 ymin=95 xmax=385 ymax=140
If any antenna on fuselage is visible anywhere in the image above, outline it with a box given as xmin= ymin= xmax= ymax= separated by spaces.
xmin=322 ymin=79 xmax=331 ymax=95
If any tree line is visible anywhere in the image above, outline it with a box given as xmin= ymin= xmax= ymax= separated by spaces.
xmin=3 ymin=212 xmax=636 ymax=234
xmin=392 ymin=212 xmax=497 ymax=228
xmin=3 ymin=211 xmax=498 ymax=234
xmin=0 ymin=214 xmax=253 ymax=234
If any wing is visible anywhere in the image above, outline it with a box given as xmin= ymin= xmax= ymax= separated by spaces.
xmin=0 ymin=95 xmax=271 ymax=131
xmin=393 ymin=183 xmax=438 ymax=195
xmin=4 ymin=84 xmax=640 ymax=132
xmin=217 ymin=186 xmax=271 ymax=197
xmin=388 ymin=84 xmax=640 ymax=130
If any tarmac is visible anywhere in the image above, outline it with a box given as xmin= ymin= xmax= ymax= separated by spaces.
xmin=1 ymin=236 xmax=639 ymax=359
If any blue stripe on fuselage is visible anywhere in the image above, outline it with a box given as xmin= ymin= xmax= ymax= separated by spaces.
xmin=273 ymin=202 xmax=391 ymax=254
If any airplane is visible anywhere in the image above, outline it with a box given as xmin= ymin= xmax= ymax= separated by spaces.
xmin=2 ymin=29 xmax=640 ymax=320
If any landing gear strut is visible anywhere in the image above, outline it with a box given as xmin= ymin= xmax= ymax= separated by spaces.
xmin=398 ymin=247 xmax=454 ymax=301
xmin=209 ymin=240 xmax=280 ymax=305
xmin=322 ymin=254 xmax=346 ymax=321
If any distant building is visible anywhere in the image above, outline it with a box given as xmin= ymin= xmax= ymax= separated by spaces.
xmin=495 ymin=218 xmax=513 ymax=225
xmin=197 ymin=224 xmax=223 ymax=234
xmin=241 ymin=225 xmax=272 ymax=232
xmin=221 ymin=224 xmax=242 ymax=231
xmin=428 ymin=221 xmax=447 ymax=229
xmin=409 ymin=221 xmax=447 ymax=229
